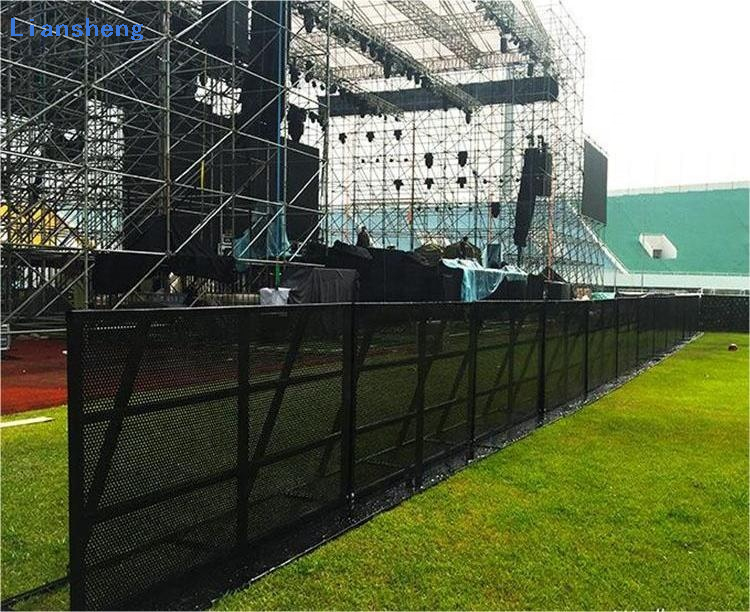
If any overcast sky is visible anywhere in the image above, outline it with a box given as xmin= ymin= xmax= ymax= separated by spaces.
xmin=559 ymin=0 xmax=750 ymax=191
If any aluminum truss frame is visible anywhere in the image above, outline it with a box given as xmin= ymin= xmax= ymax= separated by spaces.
xmin=1 ymin=0 xmax=605 ymax=333
xmin=319 ymin=0 xmax=604 ymax=286
xmin=1 ymin=0 xmax=331 ymax=330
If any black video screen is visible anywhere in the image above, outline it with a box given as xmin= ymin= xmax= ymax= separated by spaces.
xmin=582 ymin=140 xmax=608 ymax=223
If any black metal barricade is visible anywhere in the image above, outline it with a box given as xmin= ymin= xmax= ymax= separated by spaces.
xmin=67 ymin=296 xmax=699 ymax=609
xmin=699 ymin=295 xmax=749 ymax=332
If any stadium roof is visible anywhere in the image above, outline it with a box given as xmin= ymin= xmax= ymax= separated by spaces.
xmin=602 ymin=184 xmax=749 ymax=276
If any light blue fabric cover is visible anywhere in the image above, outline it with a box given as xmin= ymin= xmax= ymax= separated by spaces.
xmin=441 ymin=259 xmax=526 ymax=302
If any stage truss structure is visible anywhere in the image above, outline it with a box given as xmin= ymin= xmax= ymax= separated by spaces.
xmin=1 ymin=0 xmax=605 ymax=332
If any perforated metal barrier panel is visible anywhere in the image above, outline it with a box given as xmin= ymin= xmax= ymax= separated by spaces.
xmin=67 ymin=296 xmax=700 ymax=609
xmin=699 ymin=295 xmax=749 ymax=332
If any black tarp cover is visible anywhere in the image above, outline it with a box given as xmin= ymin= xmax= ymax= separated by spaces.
xmin=324 ymin=241 xmax=439 ymax=302
xmin=325 ymin=240 xmax=372 ymax=272
xmin=93 ymin=213 xmax=235 ymax=293
xmin=362 ymin=248 xmax=439 ymax=302
xmin=280 ymin=267 xmax=359 ymax=304
xmin=92 ymin=253 xmax=163 ymax=295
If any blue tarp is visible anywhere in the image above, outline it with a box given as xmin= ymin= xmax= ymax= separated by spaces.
xmin=440 ymin=259 xmax=526 ymax=302
xmin=592 ymin=291 xmax=616 ymax=301
xmin=233 ymin=230 xmax=251 ymax=272
xmin=232 ymin=203 xmax=291 ymax=272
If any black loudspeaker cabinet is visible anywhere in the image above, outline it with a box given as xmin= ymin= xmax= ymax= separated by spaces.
xmin=487 ymin=278 xmax=527 ymax=300
xmin=526 ymin=274 xmax=544 ymax=299
xmin=285 ymin=142 xmax=321 ymax=244
xmin=202 ymin=1 xmax=249 ymax=59
xmin=545 ymin=281 xmax=571 ymax=300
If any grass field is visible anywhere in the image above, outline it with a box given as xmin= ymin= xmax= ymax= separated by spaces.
xmin=0 ymin=405 xmax=68 ymax=608
xmin=1 ymin=332 xmax=747 ymax=609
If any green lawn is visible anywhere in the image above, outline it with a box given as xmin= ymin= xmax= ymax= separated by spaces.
xmin=0 ymin=406 xmax=68 ymax=609
xmin=1 ymin=333 xmax=747 ymax=610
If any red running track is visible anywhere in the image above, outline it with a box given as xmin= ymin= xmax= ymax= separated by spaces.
xmin=0 ymin=336 xmax=401 ymax=415
xmin=1 ymin=338 xmax=67 ymax=415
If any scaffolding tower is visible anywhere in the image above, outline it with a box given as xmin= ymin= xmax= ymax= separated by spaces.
xmin=1 ymin=0 xmax=605 ymax=332
xmin=313 ymin=0 xmax=604 ymax=283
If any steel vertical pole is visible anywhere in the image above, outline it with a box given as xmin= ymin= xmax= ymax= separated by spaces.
xmin=583 ymin=303 xmax=590 ymax=396
xmin=414 ymin=315 xmax=426 ymax=489
xmin=67 ymin=312 xmax=86 ymax=610
xmin=614 ymin=298 xmax=620 ymax=379
xmin=236 ymin=313 xmax=250 ymax=551
xmin=467 ymin=304 xmax=478 ymax=460
xmin=341 ymin=305 xmax=356 ymax=509
xmin=537 ymin=301 xmax=547 ymax=421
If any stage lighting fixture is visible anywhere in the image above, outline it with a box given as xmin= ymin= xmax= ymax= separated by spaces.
xmin=394 ymin=129 xmax=403 ymax=141
xmin=303 ymin=10 xmax=315 ymax=33
xmin=425 ymin=178 xmax=434 ymax=189
xmin=288 ymin=105 xmax=306 ymax=143
xmin=305 ymin=60 xmax=313 ymax=71
xmin=304 ymin=73 xmax=313 ymax=83
xmin=394 ymin=179 xmax=404 ymax=191
xmin=465 ymin=110 xmax=472 ymax=124
xmin=366 ymin=131 xmax=375 ymax=142
xmin=338 ymin=133 xmax=347 ymax=144
xmin=359 ymin=37 xmax=368 ymax=54
xmin=500 ymin=36 xmax=508 ymax=53
xmin=330 ymin=84 xmax=338 ymax=94
xmin=383 ymin=58 xmax=393 ymax=78
xmin=290 ymin=65 xmax=301 ymax=86
xmin=457 ymin=177 xmax=467 ymax=188
xmin=527 ymin=63 xmax=535 ymax=77
xmin=458 ymin=151 xmax=468 ymax=167
xmin=424 ymin=152 xmax=434 ymax=168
